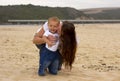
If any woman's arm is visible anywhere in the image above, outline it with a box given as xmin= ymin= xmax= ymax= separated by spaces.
xmin=32 ymin=27 xmax=46 ymax=45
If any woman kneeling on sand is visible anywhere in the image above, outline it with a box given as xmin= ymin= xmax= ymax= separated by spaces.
xmin=33 ymin=17 xmax=77 ymax=76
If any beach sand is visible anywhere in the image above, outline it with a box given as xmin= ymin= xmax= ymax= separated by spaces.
xmin=0 ymin=24 xmax=120 ymax=81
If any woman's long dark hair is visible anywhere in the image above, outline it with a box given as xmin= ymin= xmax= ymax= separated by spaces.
xmin=59 ymin=21 xmax=77 ymax=69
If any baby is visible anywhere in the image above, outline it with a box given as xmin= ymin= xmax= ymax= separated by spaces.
xmin=38 ymin=17 xmax=61 ymax=76
xmin=43 ymin=17 xmax=59 ymax=51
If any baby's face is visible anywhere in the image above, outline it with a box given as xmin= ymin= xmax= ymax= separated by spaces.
xmin=48 ymin=21 xmax=59 ymax=33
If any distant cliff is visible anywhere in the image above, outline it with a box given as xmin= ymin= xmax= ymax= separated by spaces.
xmin=0 ymin=4 xmax=87 ymax=23
xmin=81 ymin=7 xmax=120 ymax=19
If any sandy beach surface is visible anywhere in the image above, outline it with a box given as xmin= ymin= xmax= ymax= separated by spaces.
xmin=0 ymin=24 xmax=120 ymax=81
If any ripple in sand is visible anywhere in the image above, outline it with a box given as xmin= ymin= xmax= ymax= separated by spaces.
xmin=82 ymin=64 xmax=120 ymax=72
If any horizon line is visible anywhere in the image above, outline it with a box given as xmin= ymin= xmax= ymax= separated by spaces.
xmin=0 ymin=4 xmax=120 ymax=10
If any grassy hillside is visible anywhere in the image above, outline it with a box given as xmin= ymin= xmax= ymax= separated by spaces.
xmin=0 ymin=4 xmax=87 ymax=23
xmin=81 ymin=7 xmax=120 ymax=19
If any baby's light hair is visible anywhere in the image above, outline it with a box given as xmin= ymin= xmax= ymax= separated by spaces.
xmin=48 ymin=16 xmax=60 ymax=24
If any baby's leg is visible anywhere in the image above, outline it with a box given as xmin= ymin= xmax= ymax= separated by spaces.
xmin=48 ymin=59 xmax=59 ymax=75
xmin=38 ymin=60 xmax=51 ymax=76
xmin=38 ymin=46 xmax=51 ymax=76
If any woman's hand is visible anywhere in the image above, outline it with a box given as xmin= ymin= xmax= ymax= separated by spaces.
xmin=47 ymin=41 xmax=54 ymax=47
xmin=48 ymin=35 xmax=57 ymax=44
xmin=43 ymin=35 xmax=56 ymax=47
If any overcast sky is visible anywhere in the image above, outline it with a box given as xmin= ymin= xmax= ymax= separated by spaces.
xmin=0 ymin=0 xmax=120 ymax=9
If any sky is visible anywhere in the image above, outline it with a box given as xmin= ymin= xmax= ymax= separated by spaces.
xmin=0 ymin=0 xmax=120 ymax=9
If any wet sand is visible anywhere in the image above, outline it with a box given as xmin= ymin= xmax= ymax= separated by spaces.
xmin=0 ymin=24 xmax=120 ymax=81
